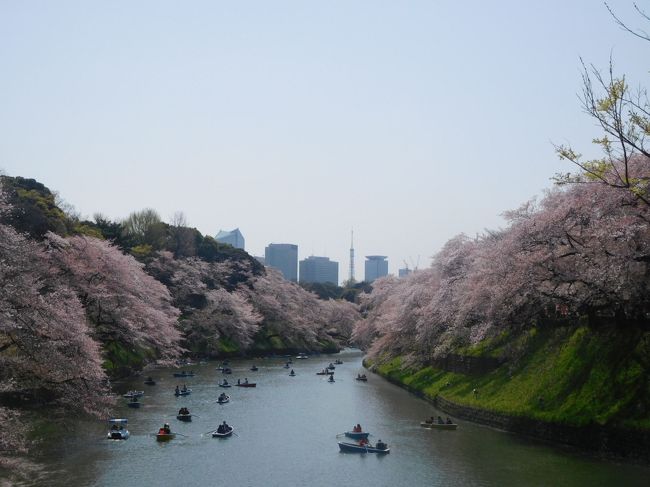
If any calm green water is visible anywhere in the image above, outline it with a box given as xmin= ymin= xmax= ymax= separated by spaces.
xmin=23 ymin=349 xmax=650 ymax=486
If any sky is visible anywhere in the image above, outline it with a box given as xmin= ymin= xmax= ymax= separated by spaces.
xmin=1 ymin=1 xmax=647 ymax=283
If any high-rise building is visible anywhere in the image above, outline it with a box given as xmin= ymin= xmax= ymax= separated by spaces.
xmin=265 ymin=243 xmax=298 ymax=282
xmin=215 ymin=228 xmax=245 ymax=250
xmin=365 ymin=255 xmax=388 ymax=282
xmin=398 ymin=267 xmax=412 ymax=278
xmin=299 ymin=256 xmax=339 ymax=285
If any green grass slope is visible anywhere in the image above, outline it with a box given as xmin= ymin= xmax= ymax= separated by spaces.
xmin=374 ymin=325 xmax=650 ymax=429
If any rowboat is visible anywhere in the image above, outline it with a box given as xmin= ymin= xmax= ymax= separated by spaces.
xmin=420 ymin=422 xmax=458 ymax=430
xmin=217 ymin=395 xmax=230 ymax=404
xmin=176 ymin=413 xmax=192 ymax=422
xmin=295 ymin=353 xmax=308 ymax=359
xmin=122 ymin=390 xmax=144 ymax=399
xmin=222 ymin=368 xmax=232 ymax=374
xmin=344 ymin=431 xmax=369 ymax=440
xmin=156 ymin=432 xmax=176 ymax=442
xmin=107 ymin=419 xmax=129 ymax=440
xmin=127 ymin=398 xmax=141 ymax=408
xmin=355 ymin=375 xmax=368 ymax=381
xmin=144 ymin=377 xmax=156 ymax=385
xmin=218 ymin=382 xmax=232 ymax=388
xmin=338 ymin=441 xmax=389 ymax=454
xmin=250 ymin=365 xmax=259 ymax=371
xmin=334 ymin=359 xmax=343 ymax=365
xmin=289 ymin=371 xmax=296 ymax=376
xmin=316 ymin=370 xmax=334 ymax=375
xmin=328 ymin=376 xmax=335 ymax=383
xmin=235 ymin=382 xmax=256 ymax=388
xmin=174 ymin=389 xmax=192 ymax=396
xmin=211 ymin=426 xmax=234 ymax=438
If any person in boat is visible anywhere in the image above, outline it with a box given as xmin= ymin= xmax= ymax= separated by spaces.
xmin=437 ymin=416 xmax=444 ymax=424
xmin=237 ymin=378 xmax=241 ymax=385
xmin=175 ymin=385 xmax=180 ymax=394
xmin=160 ymin=423 xmax=171 ymax=434
xmin=358 ymin=437 xmax=368 ymax=446
xmin=376 ymin=440 xmax=387 ymax=450
xmin=290 ymin=369 xmax=294 ymax=374
xmin=353 ymin=424 xmax=362 ymax=433
xmin=446 ymin=417 xmax=453 ymax=424
xmin=111 ymin=423 xmax=119 ymax=431
xmin=426 ymin=416 xmax=434 ymax=424
xmin=244 ymin=378 xmax=248 ymax=384
xmin=217 ymin=421 xmax=230 ymax=433
xmin=182 ymin=384 xmax=187 ymax=392
xmin=223 ymin=379 xmax=228 ymax=386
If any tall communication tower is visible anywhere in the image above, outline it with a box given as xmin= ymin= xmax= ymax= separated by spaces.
xmin=348 ymin=229 xmax=356 ymax=284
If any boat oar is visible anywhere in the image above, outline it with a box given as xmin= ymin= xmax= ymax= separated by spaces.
xmin=231 ymin=431 xmax=239 ymax=437
xmin=175 ymin=432 xmax=189 ymax=437
xmin=202 ymin=429 xmax=216 ymax=435
xmin=335 ymin=433 xmax=346 ymax=437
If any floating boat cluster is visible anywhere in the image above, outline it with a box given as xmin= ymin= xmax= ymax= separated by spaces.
xmin=108 ymin=353 xmax=441 ymax=454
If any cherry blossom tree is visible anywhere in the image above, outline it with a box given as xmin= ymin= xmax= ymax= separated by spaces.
xmin=0 ymin=186 xmax=109 ymax=474
xmin=45 ymin=234 xmax=182 ymax=364
xmin=354 ymin=177 xmax=650 ymax=363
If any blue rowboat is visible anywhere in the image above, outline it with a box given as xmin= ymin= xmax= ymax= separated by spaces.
xmin=344 ymin=431 xmax=369 ymax=440
xmin=338 ymin=441 xmax=389 ymax=454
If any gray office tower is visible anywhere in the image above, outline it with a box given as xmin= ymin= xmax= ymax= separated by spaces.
xmin=299 ymin=256 xmax=339 ymax=285
xmin=265 ymin=243 xmax=298 ymax=282
xmin=215 ymin=228 xmax=245 ymax=250
xmin=365 ymin=255 xmax=388 ymax=282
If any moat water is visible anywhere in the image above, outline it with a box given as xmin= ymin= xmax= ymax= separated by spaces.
xmin=23 ymin=349 xmax=650 ymax=486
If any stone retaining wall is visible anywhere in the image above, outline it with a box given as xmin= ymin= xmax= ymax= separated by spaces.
xmin=375 ymin=369 xmax=650 ymax=464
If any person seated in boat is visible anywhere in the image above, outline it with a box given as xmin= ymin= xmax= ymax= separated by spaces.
xmin=425 ymin=416 xmax=434 ymax=424
xmin=376 ymin=440 xmax=387 ymax=450
xmin=244 ymin=378 xmax=248 ymax=384
xmin=237 ymin=379 xmax=241 ymax=385
xmin=437 ymin=416 xmax=444 ymax=424
xmin=358 ymin=437 xmax=368 ymax=446
xmin=353 ymin=424 xmax=362 ymax=432
xmin=223 ymin=379 xmax=228 ymax=385
xmin=175 ymin=385 xmax=180 ymax=394
xmin=162 ymin=423 xmax=171 ymax=434
xmin=446 ymin=417 xmax=453 ymax=424
xmin=111 ymin=423 xmax=119 ymax=431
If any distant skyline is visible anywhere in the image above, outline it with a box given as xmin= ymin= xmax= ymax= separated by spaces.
xmin=1 ymin=1 xmax=647 ymax=283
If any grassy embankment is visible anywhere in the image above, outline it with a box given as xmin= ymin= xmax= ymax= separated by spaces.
xmin=372 ymin=325 xmax=650 ymax=430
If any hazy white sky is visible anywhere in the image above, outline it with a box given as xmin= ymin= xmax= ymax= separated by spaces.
xmin=1 ymin=1 xmax=647 ymax=282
